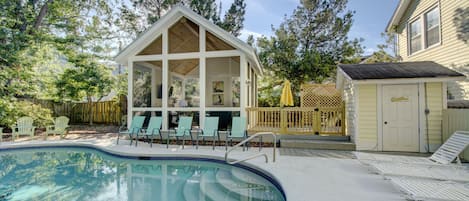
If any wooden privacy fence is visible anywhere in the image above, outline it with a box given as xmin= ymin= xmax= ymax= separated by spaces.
xmin=34 ymin=99 xmax=126 ymax=125
xmin=442 ymin=109 xmax=469 ymax=160
xmin=246 ymin=104 xmax=345 ymax=135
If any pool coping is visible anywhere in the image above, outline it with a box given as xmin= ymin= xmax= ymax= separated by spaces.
xmin=0 ymin=141 xmax=287 ymax=200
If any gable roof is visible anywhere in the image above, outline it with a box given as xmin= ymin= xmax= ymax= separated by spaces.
xmin=114 ymin=5 xmax=262 ymax=74
xmin=337 ymin=61 xmax=465 ymax=85
xmin=386 ymin=0 xmax=411 ymax=32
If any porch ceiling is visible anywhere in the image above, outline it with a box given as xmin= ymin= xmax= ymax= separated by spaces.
xmin=137 ymin=17 xmax=237 ymax=56
xmin=169 ymin=59 xmax=199 ymax=75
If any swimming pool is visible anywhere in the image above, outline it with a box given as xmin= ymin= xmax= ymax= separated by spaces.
xmin=0 ymin=147 xmax=285 ymax=201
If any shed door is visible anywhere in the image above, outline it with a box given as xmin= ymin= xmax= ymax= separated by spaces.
xmin=382 ymin=84 xmax=419 ymax=152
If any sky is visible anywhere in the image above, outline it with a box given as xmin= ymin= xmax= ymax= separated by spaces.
xmin=219 ymin=0 xmax=400 ymax=55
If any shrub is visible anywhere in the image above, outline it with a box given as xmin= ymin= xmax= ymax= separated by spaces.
xmin=0 ymin=100 xmax=53 ymax=128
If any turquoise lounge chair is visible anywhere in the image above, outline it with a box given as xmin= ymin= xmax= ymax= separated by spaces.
xmin=167 ymin=116 xmax=193 ymax=149
xmin=196 ymin=117 xmax=219 ymax=150
xmin=117 ymin=116 xmax=145 ymax=145
xmin=12 ymin=116 xmax=36 ymax=140
xmin=226 ymin=117 xmax=248 ymax=151
xmin=45 ymin=116 xmax=70 ymax=139
xmin=140 ymin=116 xmax=162 ymax=147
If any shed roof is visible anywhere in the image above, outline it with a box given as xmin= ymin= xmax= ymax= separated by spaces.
xmin=338 ymin=61 xmax=465 ymax=80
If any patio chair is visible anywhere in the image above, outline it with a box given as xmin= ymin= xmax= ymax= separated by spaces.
xmin=361 ymin=131 xmax=469 ymax=182
xmin=117 ymin=116 xmax=145 ymax=145
xmin=358 ymin=131 xmax=469 ymax=165
xmin=140 ymin=116 xmax=162 ymax=147
xmin=45 ymin=116 xmax=69 ymax=139
xmin=368 ymin=160 xmax=469 ymax=182
xmin=196 ymin=117 xmax=219 ymax=150
xmin=12 ymin=116 xmax=35 ymax=140
xmin=167 ymin=116 xmax=193 ymax=149
xmin=0 ymin=127 xmax=4 ymax=142
xmin=225 ymin=117 xmax=248 ymax=151
xmin=387 ymin=176 xmax=469 ymax=201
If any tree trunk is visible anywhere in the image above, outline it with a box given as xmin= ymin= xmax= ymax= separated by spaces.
xmin=31 ymin=0 xmax=54 ymax=32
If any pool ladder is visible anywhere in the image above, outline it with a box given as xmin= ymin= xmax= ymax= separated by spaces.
xmin=224 ymin=132 xmax=276 ymax=165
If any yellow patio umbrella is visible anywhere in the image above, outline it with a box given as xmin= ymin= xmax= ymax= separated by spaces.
xmin=280 ymin=80 xmax=294 ymax=106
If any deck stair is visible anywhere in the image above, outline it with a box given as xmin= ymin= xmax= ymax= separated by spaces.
xmin=280 ymin=135 xmax=356 ymax=151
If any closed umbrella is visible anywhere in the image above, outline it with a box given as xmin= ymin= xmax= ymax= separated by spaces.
xmin=280 ymin=80 xmax=294 ymax=106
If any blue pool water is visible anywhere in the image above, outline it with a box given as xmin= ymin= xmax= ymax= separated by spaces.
xmin=0 ymin=147 xmax=285 ymax=201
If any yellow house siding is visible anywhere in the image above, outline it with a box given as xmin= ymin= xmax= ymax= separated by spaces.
xmin=357 ymin=85 xmax=377 ymax=150
xmin=396 ymin=0 xmax=469 ymax=100
xmin=426 ymin=82 xmax=443 ymax=148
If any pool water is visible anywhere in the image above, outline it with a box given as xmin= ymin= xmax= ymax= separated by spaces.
xmin=0 ymin=147 xmax=285 ymax=201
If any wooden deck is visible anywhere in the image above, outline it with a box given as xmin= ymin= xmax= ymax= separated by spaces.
xmin=246 ymin=106 xmax=346 ymax=135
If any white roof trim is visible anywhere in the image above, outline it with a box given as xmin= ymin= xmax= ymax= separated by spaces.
xmin=115 ymin=5 xmax=262 ymax=75
xmin=351 ymin=76 xmax=466 ymax=85
xmin=335 ymin=67 xmax=350 ymax=90
xmin=386 ymin=0 xmax=411 ymax=32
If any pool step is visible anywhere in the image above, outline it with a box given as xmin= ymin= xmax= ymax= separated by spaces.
xmin=183 ymin=174 xmax=202 ymax=201
xmin=199 ymin=171 xmax=239 ymax=201
xmin=216 ymin=169 xmax=276 ymax=201
xmin=230 ymin=168 xmax=267 ymax=186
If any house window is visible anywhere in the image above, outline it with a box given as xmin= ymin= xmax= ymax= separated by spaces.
xmin=408 ymin=6 xmax=441 ymax=56
xmin=409 ymin=19 xmax=422 ymax=54
xmin=425 ymin=8 xmax=440 ymax=47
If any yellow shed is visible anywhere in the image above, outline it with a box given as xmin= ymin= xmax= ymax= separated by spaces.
xmin=336 ymin=61 xmax=465 ymax=153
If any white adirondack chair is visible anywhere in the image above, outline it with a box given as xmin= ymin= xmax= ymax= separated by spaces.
xmin=12 ymin=116 xmax=36 ymax=140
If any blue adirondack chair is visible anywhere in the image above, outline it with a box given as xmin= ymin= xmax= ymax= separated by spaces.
xmin=12 ymin=116 xmax=36 ymax=140
xmin=196 ymin=117 xmax=220 ymax=150
xmin=167 ymin=116 xmax=193 ymax=149
xmin=226 ymin=117 xmax=248 ymax=150
xmin=140 ymin=116 xmax=162 ymax=147
xmin=117 ymin=116 xmax=145 ymax=145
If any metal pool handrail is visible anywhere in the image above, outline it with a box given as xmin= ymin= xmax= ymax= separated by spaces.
xmin=225 ymin=132 xmax=276 ymax=165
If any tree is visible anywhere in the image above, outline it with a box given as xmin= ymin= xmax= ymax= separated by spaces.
xmin=364 ymin=32 xmax=399 ymax=63
xmin=126 ymin=0 xmax=246 ymax=36
xmin=56 ymin=54 xmax=113 ymax=125
xmin=257 ymin=0 xmax=362 ymax=106
xmin=0 ymin=0 xmax=120 ymax=127
xmin=219 ymin=0 xmax=246 ymax=37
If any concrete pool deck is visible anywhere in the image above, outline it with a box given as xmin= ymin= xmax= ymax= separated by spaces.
xmin=0 ymin=136 xmax=406 ymax=201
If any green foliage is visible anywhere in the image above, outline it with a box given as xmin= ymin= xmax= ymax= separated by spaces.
xmin=364 ymin=50 xmax=398 ymax=64
xmin=257 ymin=0 xmax=363 ymax=106
xmin=56 ymin=54 xmax=113 ymax=102
xmin=0 ymin=100 xmax=53 ymax=128
xmin=257 ymin=71 xmax=283 ymax=107
xmin=127 ymin=0 xmax=246 ymax=36
xmin=0 ymin=0 xmax=120 ymax=126
xmin=364 ymin=32 xmax=399 ymax=63
xmin=218 ymin=0 xmax=246 ymax=37
xmin=55 ymin=53 xmax=113 ymax=125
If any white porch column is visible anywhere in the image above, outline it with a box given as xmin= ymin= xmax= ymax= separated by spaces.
xmin=199 ymin=27 xmax=206 ymax=128
xmin=162 ymin=28 xmax=169 ymax=130
xmin=151 ymin=67 xmax=157 ymax=108
xmin=240 ymin=54 xmax=247 ymax=118
xmin=127 ymin=60 xmax=133 ymax=125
